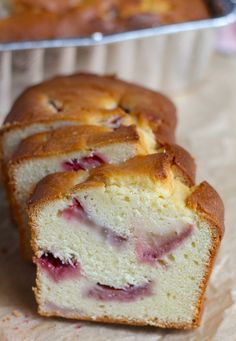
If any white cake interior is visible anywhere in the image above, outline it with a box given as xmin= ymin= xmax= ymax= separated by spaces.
xmin=11 ymin=141 xmax=141 ymax=257
xmin=33 ymin=177 xmax=213 ymax=327
xmin=2 ymin=121 xmax=78 ymax=161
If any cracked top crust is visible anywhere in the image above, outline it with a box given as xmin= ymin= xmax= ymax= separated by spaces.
xmin=10 ymin=125 xmax=145 ymax=161
xmin=2 ymin=73 xmax=177 ymax=147
xmin=4 ymin=73 xmax=176 ymax=127
xmin=29 ymin=148 xmax=192 ymax=204
xmin=28 ymin=150 xmax=224 ymax=239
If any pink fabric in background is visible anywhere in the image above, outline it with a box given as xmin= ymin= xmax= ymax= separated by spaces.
xmin=217 ymin=22 xmax=236 ymax=54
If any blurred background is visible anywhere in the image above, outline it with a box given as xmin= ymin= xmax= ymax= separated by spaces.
xmin=0 ymin=0 xmax=236 ymax=114
xmin=0 ymin=1 xmax=236 ymax=340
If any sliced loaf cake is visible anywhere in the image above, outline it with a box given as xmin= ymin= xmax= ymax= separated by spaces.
xmin=1 ymin=73 xmax=176 ymax=260
xmin=8 ymin=124 xmax=147 ymax=258
xmin=28 ymin=151 xmax=223 ymax=329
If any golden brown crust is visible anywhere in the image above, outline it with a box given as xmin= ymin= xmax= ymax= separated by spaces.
xmin=0 ymin=0 xmax=210 ymax=42
xmin=1 ymin=107 xmax=135 ymax=129
xmin=29 ymin=171 xmax=84 ymax=207
xmin=4 ymin=73 xmax=176 ymax=128
xmin=29 ymin=151 xmax=223 ymax=238
xmin=164 ymin=144 xmax=196 ymax=186
xmin=81 ymin=146 xmax=196 ymax=188
xmin=1 ymin=73 xmax=176 ymax=152
xmin=29 ymin=148 xmax=195 ymax=207
xmin=185 ymin=182 xmax=224 ymax=332
xmin=37 ymin=305 xmax=198 ymax=329
xmin=187 ymin=181 xmax=225 ymax=237
xmin=191 ymin=228 xmax=221 ymax=331
xmin=11 ymin=125 xmax=142 ymax=161
xmin=184 ymin=181 xmax=224 ymax=330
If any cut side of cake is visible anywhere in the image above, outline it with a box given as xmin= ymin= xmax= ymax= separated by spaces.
xmin=28 ymin=152 xmax=223 ymax=329
xmin=1 ymin=108 xmax=134 ymax=162
xmin=8 ymin=125 xmax=147 ymax=259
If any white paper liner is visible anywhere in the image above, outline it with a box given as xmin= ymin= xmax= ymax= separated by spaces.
xmin=0 ymin=53 xmax=235 ymax=340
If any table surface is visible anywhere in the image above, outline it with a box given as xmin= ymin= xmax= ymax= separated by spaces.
xmin=0 ymin=53 xmax=235 ymax=341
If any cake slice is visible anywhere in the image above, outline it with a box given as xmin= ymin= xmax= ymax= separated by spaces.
xmin=28 ymin=151 xmax=223 ymax=329
xmin=7 ymin=124 xmax=147 ymax=259
xmin=1 ymin=73 xmax=176 ymax=163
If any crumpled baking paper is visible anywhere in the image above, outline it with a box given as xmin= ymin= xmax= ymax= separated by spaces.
xmin=0 ymin=53 xmax=235 ymax=341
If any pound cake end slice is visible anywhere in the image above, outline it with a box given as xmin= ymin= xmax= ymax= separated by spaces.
xmin=1 ymin=73 xmax=176 ymax=162
xmin=28 ymin=151 xmax=223 ymax=329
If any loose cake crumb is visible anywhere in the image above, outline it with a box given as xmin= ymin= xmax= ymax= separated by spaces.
xmin=12 ymin=310 xmax=23 ymax=317
xmin=2 ymin=315 xmax=11 ymax=322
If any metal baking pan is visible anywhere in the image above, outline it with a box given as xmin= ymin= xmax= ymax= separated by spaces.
xmin=0 ymin=0 xmax=235 ymax=51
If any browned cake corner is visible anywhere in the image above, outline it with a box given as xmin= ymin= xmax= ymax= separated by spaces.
xmin=29 ymin=171 xmax=85 ymax=208
xmin=164 ymin=144 xmax=196 ymax=186
xmin=187 ymin=181 xmax=224 ymax=237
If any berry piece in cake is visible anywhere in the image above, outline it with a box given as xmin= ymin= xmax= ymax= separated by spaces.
xmin=61 ymin=198 xmax=128 ymax=247
xmin=86 ymin=282 xmax=153 ymax=302
xmin=135 ymin=224 xmax=193 ymax=265
xmin=36 ymin=253 xmax=80 ymax=283
xmin=106 ymin=116 xmax=123 ymax=129
xmin=62 ymin=153 xmax=105 ymax=172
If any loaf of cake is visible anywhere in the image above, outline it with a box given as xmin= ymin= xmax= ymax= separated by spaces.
xmin=1 ymin=71 xmax=224 ymax=329
xmin=7 ymin=124 xmax=148 ymax=258
xmin=0 ymin=0 xmax=210 ymax=42
xmin=28 ymin=151 xmax=224 ymax=329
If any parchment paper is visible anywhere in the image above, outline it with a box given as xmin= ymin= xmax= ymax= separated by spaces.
xmin=0 ymin=53 xmax=235 ymax=341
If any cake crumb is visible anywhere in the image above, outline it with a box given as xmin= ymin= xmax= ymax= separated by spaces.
xmin=12 ymin=310 xmax=23 ymax=317
xmin=2 ymin=315 xmax=11 ymax=322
